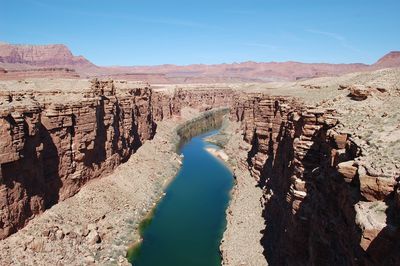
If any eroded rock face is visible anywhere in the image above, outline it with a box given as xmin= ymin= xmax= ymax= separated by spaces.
xmin=230 ymin=93 xmax=400 ymax=265
xmin=151 ymin=91 xmax=181 ymax=121
xmin=0 ymin=80 xmax=178 ymax=239
xmin=0 ymin=82 xmax=236 ymax=240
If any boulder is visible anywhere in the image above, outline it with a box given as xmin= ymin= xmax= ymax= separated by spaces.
xmin=358 ymin=167 xmax=397 ymax=201
xmin=337 ymin=161 xmax=357 ymax=182
xmin=348 ymin=85 xmax=371 ymax=101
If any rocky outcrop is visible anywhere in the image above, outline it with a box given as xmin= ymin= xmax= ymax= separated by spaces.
xmin=0 ymin=43 xmax=94 ymax=68
xmin=230 ymin=93 xmax=400 ymax=265
xmin=0 ymin=80 xmax=181 ymax=239
xmin=347 ymin=85 xmax=372 ymax=101
xmin=151 ymin=90 xmax=181 ymax=121
xmin=339 ymin=84 xmax=389 ymax=101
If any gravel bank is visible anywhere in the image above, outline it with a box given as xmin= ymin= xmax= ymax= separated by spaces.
xmin=210 ymin=121 xmax=267 ymax=266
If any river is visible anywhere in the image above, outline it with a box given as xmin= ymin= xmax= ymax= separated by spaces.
xmin=128 ymin=130 xmax=233 ymax=265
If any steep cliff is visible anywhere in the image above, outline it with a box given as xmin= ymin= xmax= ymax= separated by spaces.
xmin=0 ymin=80 xmax=179 ymax=239
xmin=0 ymin=81 xmax=236 ymax=240
xmin=230 ymin=93 xmax=400 ymax=265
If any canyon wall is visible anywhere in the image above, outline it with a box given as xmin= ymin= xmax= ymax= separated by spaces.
xmin=176 ymin=108 xmax=230 ymax=150
xmin=175 ymin=88 xmax=234 ymax=111
xmin=0 ymin=83 xmax=234 ymax=240
xmin=230 ymin=94 xmax=399 ymax=265
xmin=0 ymin=80 xmax=181 ymax=239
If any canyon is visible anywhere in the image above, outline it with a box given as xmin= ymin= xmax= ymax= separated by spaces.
xmin=0 ymin=53 xmax=399 ymax=264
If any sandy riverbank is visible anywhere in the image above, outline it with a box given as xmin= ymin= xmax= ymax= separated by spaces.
xmin=205 ymin=147 xmax=229 ymax=162
xmin=213 ymin=121 xmax=267 ymax=266
xmin=0 ymin=109 xmax=201 ymax=265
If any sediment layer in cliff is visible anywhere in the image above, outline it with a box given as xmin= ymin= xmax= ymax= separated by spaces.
xmin=229 ymin=92 xmax=399 ymax=265
xmin=0 ymin=80 xmax=172 ymax=239
xmin=0 ymin=80 xmax=234 ymax=240
xmin=0 ymin=106 xmax=236 ymax=265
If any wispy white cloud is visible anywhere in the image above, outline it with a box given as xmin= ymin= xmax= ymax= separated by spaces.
xmin=27 ymin=0 xmax=220 ymax=30
xmin=134 ymin=17 xmax=222 ymax=30
xmin=306 ymin=29 xmax=361 ymax=53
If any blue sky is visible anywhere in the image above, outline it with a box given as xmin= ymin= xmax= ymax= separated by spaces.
xmin=1 ymin=0 xmax=399 ymax=65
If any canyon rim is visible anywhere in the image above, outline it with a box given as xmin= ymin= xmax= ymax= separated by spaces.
xmin=1 ymin=1 xmax=400 ymax=265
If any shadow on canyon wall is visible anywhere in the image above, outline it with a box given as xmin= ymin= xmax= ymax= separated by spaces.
xmin=366 ymin=195 xmax=400 ymax=265
xmin=254 ymin=117 xmax=383 ymax=265
xmin=1 ymin=117 xmax=62 ymax=235
xmin=176 ymin=108 xmax=230 ymax=150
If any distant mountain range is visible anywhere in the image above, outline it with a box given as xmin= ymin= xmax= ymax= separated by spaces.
xmin=1 ymin=42 xmax=399 ymax=83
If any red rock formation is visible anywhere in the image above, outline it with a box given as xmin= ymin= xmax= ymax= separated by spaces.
xmin=0 ymin=84 xmax=234 ymax=240
xmin=151 ymin=91 xmax=181 ymax=121
xmin=0 ymin=80 xmax=182 ymax=239
xmin=0 ymin=43 xmax=94 ymax=68
xmin=230 ymin=93 xmax=400 ymax=265
xmin=348 ymin=85 xmax=372 ymax=100
xmin=373 ymin=51 xmax=400 ymax=68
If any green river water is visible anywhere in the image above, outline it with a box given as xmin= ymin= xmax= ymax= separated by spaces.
xmin=128 ymin=130 xmax=233 ymax=266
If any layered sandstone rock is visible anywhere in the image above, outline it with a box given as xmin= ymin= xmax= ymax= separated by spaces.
xmin=229 ymin=93 xmax=399 ymax=265
xmin=0 ymin=82 xmax=236 ymax=240
xmin=151 ymin=90 xmax=181 ymax=121
xmin=0 ymin=79 xmax=182 ymax=239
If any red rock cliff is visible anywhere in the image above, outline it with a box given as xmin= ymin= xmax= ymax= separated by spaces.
xmin=0 ymin=80 xmax=180 ymax=239
xmin=0 ymin=83 xmax=235 ymax=240
xmin=231 ymin=93 xmax=400 ymax=265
